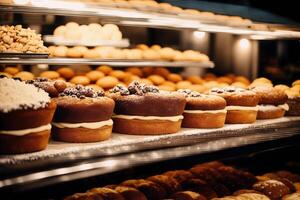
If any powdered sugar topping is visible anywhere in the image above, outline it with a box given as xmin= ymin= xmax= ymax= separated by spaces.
xmin=0 ymin=77 xmax=50 ymax=113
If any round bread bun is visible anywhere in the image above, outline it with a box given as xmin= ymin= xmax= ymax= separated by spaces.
xmin=274 ymin=84 xmax=290 ymax=92
xmin=142 ymin=49 xmax=161 ymax=60
xmin=217 ymin=76 xmax=233 ymax=84
xmin=291 ymin=85 xmax=300 ymax=92
xmin=253 ymin=180 xmax=290 ymax=200
xmin=4 ymin=67 xmax=19 ymax=75
xmin=203 ymin=81 xmax=219 ymax=89
xmin=136 ymin=44 xmax=149 ymax=50
xmin=0 ymin=101 xmax=56 ymax=154
xmin=153 ymin=67 xmax=170 ymax=78
xmin=96 ymin=65 xmax=113 ymax=75
xmin=126 ymin=67 xmax=143 ymax=77
xmin=14 ymin=71 xmax=34 ymax=81
xmin=87 ymin=187 xmax=124 ymax=200
xmin=53 ymin=46 xmax=68 ymax=57
xmin=66 ymin=47 xmax=83 ymax=58
xmin=250 ymin=77 xmax=273 ymax=87
xmin=70 ymin=76 xmax=90 ymax=86
xmin=147 ymin=175 xmax=181 ymax=196
xmin=159 ymin=47 xmax=176 ymax=60
xmin=231 ymin=82 xmax=248 ymax=89
xmin=53 ymin=25 xmax=66 ymax=37
xmin=187 ymin=84 xmax=206 ymax=93
xmin=147 ymin=75 xmax=165 ymax=85
xmin=158 ymin=84 xmax=176 ymax=91
xmin=83 ymin=49 xmax=101 ymax=58
xmin=292 ymin=80 xmax=300 ymax=87
xmin=40 ymin=71 xmax=60 ymax=80
xmin=141 ymin=67 xmax=154 ymax=77
xmin=167 ymin=73 xmax=183 ymax=83
xmin=176 ymin=81 xmax=192 ymax=90
xmin=56 ymin=67 xmax=75 ymax=79
xmin=234 ymin=76 xmax=250 ymax=85
xmin=109 ymin=70 xmax=127 ymax=81
xmin=96 ymin=76 xmax=119 ymax=89
xmin=172 ymin=191 xmax=207 ymax=200
xmin=86 ymin=71 xmax=105 ymax=82
xmin=164 ymin=170 xmax=194 ymax=184
xmin=187 ymin=76 xmax=205 ymax=85
xmin=106 ymin=185 xmax=147 ymax=200
xmin=151 ymin=44 xmax=161 ymax=51
xmin=251 ymin=86 xmax=288 ymax=105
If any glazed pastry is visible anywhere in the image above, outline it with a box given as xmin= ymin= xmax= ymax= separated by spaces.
xmin=52 ymin=85 xmax=115 ymax=143
xmin=251 ymin=86 xmax=288 ymax=119
xmin=26 ymin=77 xmax=67 ymax=97
xmin=178 ymin=89 xmax=227 ymax=128
xmin=253 ymin=180 xmax=290 ymax=200
xmin=0 ymin=77 xmax=56 ymax=154
xmin=108 ymin=81 xmax=186 ymax=135
xmin=210 ymin=87 xmax=259 ymax=124
xmin=172 ymin=191 xmax=207 ymax=200
xmin=121 ymin=179 xmax=167 ymax=200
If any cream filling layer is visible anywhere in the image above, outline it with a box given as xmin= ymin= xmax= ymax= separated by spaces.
xmin=184 ymin=109 xmax=227 ymax=114
xmin=226 ymin=105 xmax=259 ymax=111
xmin=0 ymin=124 xmax=51 ymax=136
xmin=258 ymin=103 xmax=289 ymax=111
xmin=112 ymin=114 xmax=183 ymax=122
xmin=52 ymin=119 xmax=113 ymax=129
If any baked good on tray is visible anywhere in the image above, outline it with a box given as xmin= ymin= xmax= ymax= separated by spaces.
xmin=171 ymin=191 xmax=207 ymax=200
xmin=52 ymin=85 xmax=115 ymax=143
xmin=285 ymin=86 xmax=300 ymax=116
xmin=178 ymin=89 xmax=227 ymax=128
xmin=251 ymin=86 xmax=288 ymax=119
xmin=105 ymin=185 xmax=147 ymax=200
xmin=0 ymin=77 xmax=56 ymax=154
xmin=210 ymin=87 xmax=259 ymax=124
xmin=108 ymin=81 xmax=186 ymax=135
xmin=252 ymin=180 xmax=291 ymax=200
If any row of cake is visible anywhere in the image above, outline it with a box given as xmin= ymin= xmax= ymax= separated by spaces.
xmin=64 ymin=161 xmax=300 ymax=200
xmin=0 ymin=75 xmax=298 ymax=154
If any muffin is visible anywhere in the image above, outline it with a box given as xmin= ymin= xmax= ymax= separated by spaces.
xmin=52 ymin=85 xmax=115 ymax=143
xmin=253 ymin=180 xmax=290 ymax=200
xmin=210 ymin=87 xmax=259 ymax=124
xmin=0 ymin=77 xmax=56 ymax=154
xmin=108 ymin=81 xmax=186 ymax=135
xmin=178 ymin=89 xmax=227 ymax=128
xmin=121 ymin=179 xmax=167 ymax=200
xmin=251 ymin=86 xmax=288 ymax=119
xmin=172 ymin=191 xmax=207 ymax=200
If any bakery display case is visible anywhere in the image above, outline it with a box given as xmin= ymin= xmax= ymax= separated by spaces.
xmin=1 ymin=1 xmax=300 ymax=200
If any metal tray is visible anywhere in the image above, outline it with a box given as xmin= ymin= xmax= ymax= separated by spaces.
xmin=0 ymin=53 xmax=49 ymax=59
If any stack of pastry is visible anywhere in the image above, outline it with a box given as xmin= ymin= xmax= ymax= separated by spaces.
xmin=0 ymin=25 xmax=48 ymax=54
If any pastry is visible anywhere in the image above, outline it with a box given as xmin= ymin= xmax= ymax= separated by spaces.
xmin=250 ymin=78 xmax=273 ymax=87
xmin=176 ymin=81 xmax=192 ymax=90
xmin=153 ymin=67 xmax=170 ymax=78
xmin=234 ymin=76 xmax=250 ymax=86
xmin=108 ymin=81 xmax=186 ymax=135
xmin=142 ymin=49 xmax=161 ymax=60
xmin=158 ymin=84 xmax=176 ymax=91
xmin=283 ymin=193 xmax=300 ymax=200
xmin=233 ymin=190 xmax=263 ymax=196
xmin=96 ymin=65 xmax=113 ymax=75
xmin=236 ymin=193 xmax=270 ymax=200
xmin=285 ymin=89 xmax=300 ymax=116
xmin=187 ymin=76 xmax=204 ymax=85
xmin=210 ymin=87 xmax=259 ymax=124
xmin=64 ymin=192 xmax=104 ymax=200
xmin=292 ymin=80 xmax=300 ymax=87
xmin=178 ymin=89 xmax=227 ymax=128
xmin=181 ymin=178 xmax=218 ymax=199
xmin=40 ymin=71 xmax=60 ymax=80
xmin=70 ymin=76 xmax=90 ymax=86
xmin=105 ymin=185 xmax=147 ymax=200
xmin=0 ymin=72 xmax=12 ymax=78
xmin=88 ymin=188 xmax=124 ymax=200
xmin=109 ymin=70 xmax=127 ymax=81
xmin=147 ymin=175 xmax=181 ymax=196
xmin=164 ymin=170 xmax=195 ymax=184
xmin=57 ymin=67 xmax=75 ymax=79
xmin=190 ymin=166 xmax=222 ymax=185
xmin=0 ymin=77 xmax=56 ymax=154
xmin=96 ymin=76 xmax=119 ymax=89
xmin=121 ymin=179 xmax=167 ymax=200
xmin=86 ymin=71 xmax=105 ymax=82
xmin=53 ymin=46 xmax=68 ymax=57
xmin=26 ymin=77 xmax=67 ymax=97
xmin=147 ymin=75 xmax=165 ymax=85
xmin=52 ymin=85 xmax=115 ymax=143
xmin=168 ymin=73 xmax=183 ymax=83
xmin=14 ymin=71 xmax=35 ymax=81
xmin=172 ymin=191 xmax=207 ymax=200
xmin=126 ymin=68 xmax=143 ymax=77
xmin=4 ymin=67 xmax=19 ymax=75
xmin=251 ymin=86 xmax=288 ymax=119
xmin=253 ymin=180 xmax=290 ymax=200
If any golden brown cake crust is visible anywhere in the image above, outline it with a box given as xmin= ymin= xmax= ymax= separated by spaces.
xmin=257 ymin=108 xmax=285 ymax=119
xmin=225 ymin=110 xmax=257 ymax=124
xmin=172 ymin=191 xmax=207 ymax=200
xmin=0 ymin=130 xmax=50 ymax=154
xmin=0 ymin=101 xmax=57 ymax=130
xmin=147 ymin=175 xmax=181 ymax=195
xmin=182 ymin=112 xmax=226 ymax=128
xmin=210 ymin=87 xmax=259 ymax=106
xmin=252 ymin=86 xmax=288 ymax=105
xmin=53 ymin=96 xmax=115 ymax=123
xmin=52 ymin=125 xmax=112 ymax=143
xmin=112 ymin=118 xmax=182 ymax=135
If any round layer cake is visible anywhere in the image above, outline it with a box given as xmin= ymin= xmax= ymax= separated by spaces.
xmin=108 ymin=81 xmax=186 ymax=135
xmin=210 ymin=87 xmax=259 ymax=124
xmin=178 ymin=89 xmax=227 ymax=128
xmin=52 ymin=85 xmax=115 ymax=143
xmin=0 ymin=77 xmax=56 ymax=154
xmin=251 ymin=86 xmax=288 ymax=119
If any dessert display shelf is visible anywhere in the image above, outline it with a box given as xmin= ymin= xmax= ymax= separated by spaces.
xmin=0 ymin=117 xmax=300 ymax=191
xmin=0 ymin=58 xmax=215 ymax=67
xmin=2 ymin=4 xmax=300 ymax=39
xmin=43 ymin=35 xmax=130 ymax=48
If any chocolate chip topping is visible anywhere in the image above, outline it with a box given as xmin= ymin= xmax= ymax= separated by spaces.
xmin=110 ymin=81 xmax=159 ymax=96
xmin=60 ymin=85 xmax=104 ymax=99
xmin=177 ymin=89 xmax=202 ymax=97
